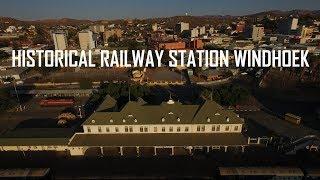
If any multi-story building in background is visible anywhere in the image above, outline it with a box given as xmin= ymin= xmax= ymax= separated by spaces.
xmin=299 ymin=25 xmax=314 ymax=44
xmin=189 ymin=39 xmax=204 ymax=49
xmin=198 ymin=26 xmax=206 ymax=35
xmin=90 ymin=25 xmax=105 ymax=33
xmin=278 ymin=17 xmax=299 ymax=34
xmin=288 ymin=18 xmax=299 ymax=31
xmin=236 ymin=21 xmax=246 ymax=33
xmin=158 ymin=41 xmax=186 ymax=50
xmin=52 ymin=31 xmax=68 ymax=50
xmin=175 ymin=22 xmax=189 ymax=33
xmin=78 ymin=30 xmax=96 ymax=50
xmin=246 ymin=25 xmax=265 ymax=42
xmin=191 ymin=28 xmax=199 ymax=38
xmin=190 ymin=26 xmax=206 ymax=38
xmin=152 ymin=23 xmax=158 ymax=32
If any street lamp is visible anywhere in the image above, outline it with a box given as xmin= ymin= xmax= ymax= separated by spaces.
xmin=12 ymin=79 xmax=22 ymax=111
xmin=75 ymin=104 xmax=84 ymax=118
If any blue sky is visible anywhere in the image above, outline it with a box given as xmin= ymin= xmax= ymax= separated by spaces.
xmin=1 ymin=0 xmax=320 ymax=20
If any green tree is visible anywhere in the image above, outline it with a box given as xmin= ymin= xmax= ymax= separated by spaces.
xmin=0 ymin=88 xmax=17 ymax=112
xmin=108 ymin=34 xmax=119 ymax=43
xmin=0 ymin=50 xmax=10 ymax=60
xmin=201 ymin=84 xmax=249 ymax=106
xmin=79 ymin=80 xmax=93 ymax=89
xmin=180 ymin=30 xmax=191 ymax=38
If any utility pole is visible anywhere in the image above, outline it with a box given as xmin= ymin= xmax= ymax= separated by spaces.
xmin=13 ymin=80 xmax=22 ymax=111
xmin=128 ymin=84 xmax=131 ymax=101
xmin=77 ymin=105 xmax=84 ymax=118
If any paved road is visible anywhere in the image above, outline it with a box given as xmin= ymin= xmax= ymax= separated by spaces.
xmin=0 ymin=147 xmax=319 ymax=179
xmin=0 ymin=97 xmax=89 ymax=133
xmin=239 ymin=111 xmax=320 ymax=140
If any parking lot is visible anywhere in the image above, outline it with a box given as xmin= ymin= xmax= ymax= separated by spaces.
xmin=0 ymin=96 xmax=89 ymax=133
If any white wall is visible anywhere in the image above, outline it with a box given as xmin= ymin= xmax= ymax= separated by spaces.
xmin=83 ymin=124 xmax=242 ymax=134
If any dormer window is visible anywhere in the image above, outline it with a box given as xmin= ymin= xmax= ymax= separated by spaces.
xmin=122 ymin=119 xmax=126 ymax=123
xmin=226 ymin=117 xmax=230 ymax=122
xmin=161 ymin=117 xmax=165 ymax=122
xmin=207 ymin=118 xmax=210 ymax=122
xmin=134 ymin=119 xmax=138 ymax=123
xmin=168 ymin=112 xmax=174 ymax=115
xmin=215 ymin=113 xmax=220 ymax=116
xmin=110 ymin=119 xmax=113 ymax=123
xmin=177 ymin=118 xmax=180 ymax=122
xmin=91 ymin=120 xmax=95 ymax=123
xmin=128 ymin=114 xmax=133 ymax=117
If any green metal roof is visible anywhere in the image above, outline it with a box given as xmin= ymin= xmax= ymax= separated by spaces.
xmin=69 ymin=133 xmax=248 ymax=147
xmin=0 ymin=138 xmax=69 ymax=146
xmin=83 ymin=96 xmax=244 ymax=126
xmin=0 ymin=128 xmax=74 ymax=146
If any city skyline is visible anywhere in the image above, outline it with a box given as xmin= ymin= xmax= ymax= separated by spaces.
xmin=0 ymin=0 xmax=320 ymax=20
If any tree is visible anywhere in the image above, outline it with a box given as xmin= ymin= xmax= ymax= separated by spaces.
xmin=0 ymin=88 xmax=17 ymax=112
xmin=33 ymin=26 xmax=50 ymax=45
xmin=0 ymin=50 xmax=9 ymax=60
xmin=201 ymin=84 xmax=249 ymax=106
xmin=180 ymin=30 xmax=191 ymax=38
xmin=84 ymin=82 xmax=152 ymax=114
xmin=79 ymin=80 xmax=93 ymax=89
xmin=108 ymin=34 xmax=119 ymax=43
xmin=203 ymin=44 xmax=224 ymax=50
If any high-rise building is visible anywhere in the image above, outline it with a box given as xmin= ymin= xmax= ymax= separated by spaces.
xmin=152 ymin=23 xmax=158 ymax=32
xmin=236 ymin=21 xmax=246 ymax=33
xmin=299 ymin=25 xmax=314 ymax=44
xmin=289 ymin=18 xmax=299 ymax=31
xmin=175 ymin=22 xmax=189 ymax=33
xmin=90 ymin=25 xmax=105 ymax=33
xmin=189 ymin=39 xmax=204 ymax=49
xmin=278 ymin=18 xmax=299 ymax=34
xmin=189 ymin=26 xmax=206 ymax=38
xmin=209 ymin=27 xmax=217 ymax=35
xmin=300 ymin=26 xmax=313 ymax=38
xmin=78 ymin=30 xmax=95 ymax=50
xmin=190 ymin=28 xmax=199 ymax=38
xmin=52 ymin=31 xmax=68 ymax=50
xmin=246 ymin=25 xmax=264 ymax=42
xmin=198 ymin=26 xmax=206 ymax=35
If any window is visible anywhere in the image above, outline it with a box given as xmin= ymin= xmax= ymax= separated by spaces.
xmin=216 ymin=125 xmax=220 ymax=131
xmin=154 ymin=127 xmax=158 ymax=132
xmin=106 ymin=127 xmax=110 ymax=132
xmin=129 ymin=126 xmax=133 ymax=132
xmin=144 ymin=127 xmax=148 ymax=132
xmin=115 ymin=127 xmax=119 ymax=132
xmin=225 ymin=126 xmax=229 ymax=131
xmin=125 ymin=126 xmax=129 ymax=132
xmin=140 ymin=126 xmax=144 ymax=132
xmin=234 ymin=126 xmax=239 ymax=131
xmin=87 ymin=127 xmax=91 ymax=133
xmin=177 ymin=127 xmax=181 ymax=132
xmin=185 ymin=127 xmax=189 ymax=132
xmin=169 ymin=127 xmax=173 ymax=132
xmin=201 ymin=125 xmax=205 ymax=132
xmin=197 ymin=125 xmax=201 ymax=131
xmin=98 ymin=126 xmax=102 ymax=133
xmin=212 ymin=125 xmax=215 ymax=131
xmin=162 ymin=127 xmax=166 ymax=132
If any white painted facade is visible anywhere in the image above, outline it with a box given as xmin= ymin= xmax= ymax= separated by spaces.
xmin=83 ymin=123 xmax=242 ymax=134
